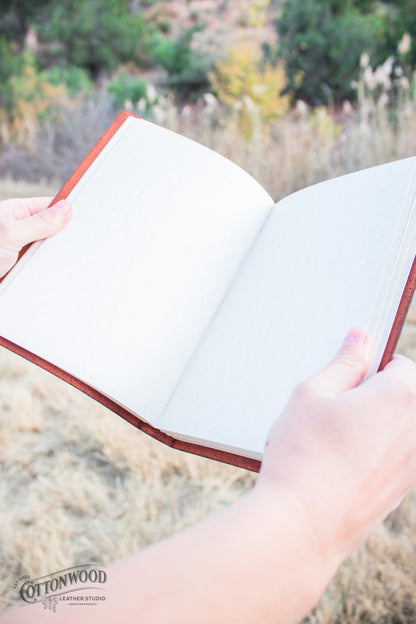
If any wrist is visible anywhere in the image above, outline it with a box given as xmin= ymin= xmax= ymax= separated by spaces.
xmin=249 ymin=479 xmax=342 ymax=612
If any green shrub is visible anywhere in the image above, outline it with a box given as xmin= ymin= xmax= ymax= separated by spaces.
xmin=152 ymin=29 xmax=196 ymax=77
xmin=155 ymin=18 xmax=171 ymax=34
xmin=385 ymin=0 xmax=416 ymax=69
xmin=276 ymin=0 xmax=388 ymax=104
xmin=0 ymin=38 xmax=24 ymax=111
xmin=107 ymin=71 xmax=148 ymax=108
xmin=41 ymin=66 xmax=93 ymax=97
xmin=0 ymin=51 xmax=70 ymax=144
xmin=152 ymin=27 xmax=213 ymax=97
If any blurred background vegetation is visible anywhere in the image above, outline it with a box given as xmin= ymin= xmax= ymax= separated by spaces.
xmin=1 ymin=0 xmax=416 ymax=194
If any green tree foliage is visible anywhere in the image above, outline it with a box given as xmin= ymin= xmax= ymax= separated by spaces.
xmin=152 ymin=27 xmax=213 ymax=97
xmin=107 ymin=71 xmax=148 ymax=108
xmin=328 ymin=0 xmax=376 ymax=16
xmin=153 ymin=28 xmax=196 ymax=77
xmin=0 ymin=0 xmax=51 ymax=48
xmin=0 ymin=37 xmax=24 ymax=110
xmin=276 ymin=0 xmax=388 ymax=104
xmin=37 ymin=0 xmax=153 ymax=78
xmin=0 ymin=0 xmax=214 ymax=106
xmin=387 ymin=0 xmax=416 ymax=67
xmin=0 ymin=0 xmax=154 ymax=84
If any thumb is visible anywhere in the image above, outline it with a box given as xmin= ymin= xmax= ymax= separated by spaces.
xmin=13 ymin=200 xmax=72 ymax=247
xmin=312 ymin=327 xmax=372 ymax=395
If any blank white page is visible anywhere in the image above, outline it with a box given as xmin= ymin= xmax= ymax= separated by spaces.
xmin=0 ymin=117 xmax=273 ymax=423
xmin=159 ymin=158 xmax=416 ymax=457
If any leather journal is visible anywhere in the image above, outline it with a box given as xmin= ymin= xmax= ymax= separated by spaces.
xmin=0 ymin=110 xmax=415 ymax=473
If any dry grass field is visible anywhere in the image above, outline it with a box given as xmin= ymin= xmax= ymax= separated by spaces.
xmin=2 ymin=155 xmax=416 ymax=623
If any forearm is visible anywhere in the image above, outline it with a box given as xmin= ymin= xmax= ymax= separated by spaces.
xmin=106 ymin=488 xmax=337 ymax=624
xmin=1 ymin=486 xmax=339 ymax=624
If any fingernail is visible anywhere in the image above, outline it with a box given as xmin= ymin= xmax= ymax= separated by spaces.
xmin=343 ymin=327 xmax=369 ymax=346
xmin=54 ymin=200 xmax=71 ymax=215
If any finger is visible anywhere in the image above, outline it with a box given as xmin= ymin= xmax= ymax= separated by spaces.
xmin=22 ymin=196 xmax=55 ymax=216
xmin=368 ymin=353 xmax=416 ymax=396
xmin=8 ymin=197 xmax=54 ymax=220
xmin=384 ymin=353 xmax=415 ymax=370
xmin=12 ymin=200 xmax=72 ymax=246
xmin=311 ymin=327 xmax=372 ymax=395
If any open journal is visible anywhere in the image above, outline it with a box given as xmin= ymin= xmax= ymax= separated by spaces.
xmin=0 ymin=110 xmax=415 ymax=472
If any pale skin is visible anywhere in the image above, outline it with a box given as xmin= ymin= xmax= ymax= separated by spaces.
xmin=0 ymin=197 xmax=72 ymax=277
xmin=1 ymin=198 xmax=416 ymax=623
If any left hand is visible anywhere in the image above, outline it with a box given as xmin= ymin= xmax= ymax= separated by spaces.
xmin=0 ymin=197 xmax=72 ymax=278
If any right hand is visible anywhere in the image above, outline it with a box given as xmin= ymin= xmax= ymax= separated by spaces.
xmin=257 ymin=327 xmax=416 ymax=566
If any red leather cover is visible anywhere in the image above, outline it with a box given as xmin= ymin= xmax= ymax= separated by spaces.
xmin=378 ymin=254 xmax=416 ymax=371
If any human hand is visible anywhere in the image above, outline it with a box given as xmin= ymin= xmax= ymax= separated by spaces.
xmin=0 ymin=197 xmax=72 ymax=278
xmin=257 ymin=328 xmax=416 ymax=568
